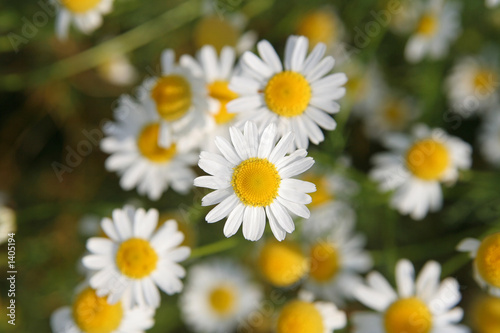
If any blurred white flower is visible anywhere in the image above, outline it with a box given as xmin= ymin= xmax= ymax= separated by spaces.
xmin=479 ymin=108 xmax=500 ymax=166
xmin=98 ymin=54 xmax=138 ymax=86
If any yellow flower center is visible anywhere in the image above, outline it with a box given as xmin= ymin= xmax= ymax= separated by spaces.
xmin=309 ymin=241 xmax=340 ymax=282
xmin=405 ymin=139 xmax=450 ymax=181
xmin=231 ymin=158 xmax=281 ymax=207
xmin=474 ymin=69 xmax=499 ymax=94
xmin=303 ymin=175 xmax=333 ymax=208
xmin=296 ymin=11 xmax=337 ymax=47
xmin=62 ymin=0 xmax=101 ymax=13
xmin=476 ymin=233 xmax=500 ymax=288
xmin=209 ymin=286 xmax=235 ymax=316
xmin=208 ymin=80 xmax=238 ymax=125
xmin=384 ymin=298 xmax=433 ymax=333
xmin=416 ymin=14 xmax=438 ymax=36
xmin=383 ymin=100 xmax=408 ymax=128
xmin=115 ymin=238 xmax=158 ymax=279
xmin=72 ymin=288 xmax=123 ymax=333
xmin=194 ymin=16 xmax=239 ymax=53
xmin=277 ymin=300 xmax=324 ymax=333
xmin=151 ymin=75 xmax=192 ymax=121
xmin=137 ymin=123 xmax=177 ymax=163
xmin=258 ymin=240 xmax=308 ymax=287
xmin=472 ymin=296 xmax=500 ymax=333
xmin=264 ymin=71 xmax=312 ymax=117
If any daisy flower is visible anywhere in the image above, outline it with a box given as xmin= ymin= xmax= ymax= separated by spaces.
xmin=304 ymin=218 xmax=373 ymax=306
xmin=405 ymin=0 xmax=461 ymax=63
xmin=370 ymin=124 xmax=472 ymax=220
xmin=470 ymin=295 xmax=500 ymax=333
xmin=276 ymin=291 xmax=346 ymax=333
xmin=100 ymin=95 xmax=197 ymax=200
xmin=54 ymin=0 xmax=113 ymax=40
xmin=227 ymin=35 xmax=347 ymax=150
xmin=353 ymin=259 xmax=469 ymax=333
xmin=457 ymin=233 xmax=500 ymax=296
xmin=295 ymin=7 xmax=344 ymax=51
xmin=137 ymin=49 xmax=206 ymax=151
xmin=180 ymin=259 xmax=262 ymax=333
xmin=180 ymin=45 xmax=239 ymax=152
xmin=487 ymin=0 xmax=500 ymax=7
xmin=389 ymin=0 xmax=422 ymax=35
xmin=50 ymin=285 xmax=154 ymax=333
xmin=82 ymin=206 xmax=191 ymax=308
xmin=194 ymin=122 xmax=316 ymax=241
xmin=479 ymin=109 xmax=500 ymax=167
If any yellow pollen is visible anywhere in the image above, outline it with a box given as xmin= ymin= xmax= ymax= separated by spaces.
xmin=472 ymin=296 xmax=500 ymax=333
xmin=151 ymin=75 xmax=192 ymax=121
xmin=258 ymin=240 xmax=309 ymax=287
xmin=406 ymin=139 xmax=450 ymax=181
xmin=194 ymin=16 xmax=239 ymax=53
xmin=474 ymin=69 xmax=499 ymax=93
xmin=309 ymin=241 xmax=340 ymax=282
xmin=277 ymin=300 xmax=324 ymax=333
xmin=115 ymin=238 xmax=158 ymax=279
xmin=384 ymin=298 xmax=433 ymax=333
xmin=72 ymin=288 xmax=123 ymax=333
xmin=209 ymin=286 xmax=235 ymax=316
xmin=137 ymin=123 xmax=177 ymax=163
xmin=476 ymin=233 xmax=500 ymax=288
xmin=62 ymin=0 xmax=101 ymax=13
xmin=296 ymin=11 xmax=337 ymax=48
xmin=417 ymin=14 xmax=438 ymax=36
xmin=264 ymin=71 xmax=312 ymax=117
xmin=303 ymin=175 xmax=333 ymax=207
xmin=231 ymin=158 xmax=281 ymax=207
xmin=208 ymin=80 xmax=238 ymax=124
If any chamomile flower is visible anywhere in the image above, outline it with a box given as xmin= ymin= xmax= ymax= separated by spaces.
xmin=180 ymin=45 xmax=239 ymax=152
xmin=228 ymin=35 xmax=347 ymax=150
xmin=479 ymin=109 xmax=500 ymax=167
xmin=180 ymin=259 xmax=262 ymax=333
xmin=295 ymin=7 xmax=344 ymax=51
xmin=138 ymin=49 xmax=206 ymax=150
xmin=457 ymin=233 xmax=500 ymax=296
xmin=100 ymin=95 xmax=198 ymax=200
xmin=353 ymin=259 xmax=468 ymax=333
xmin=389 ymin=0 xmax=422 ymax=35
xmin=54 ymin=0 xmax=113 ymax=40
xmin=194 ymin=122 xmax=316 ymax=241
xmin=487 ymin=0 xmax=500 ymax=7
xmin=405 ymin=0 xmax=461 ymax=63
xmin=82 ymin=206 xmax=190 ymax=308
xmin=50 ymin=285 xmax=154 ymax=333
xmin=470 ymin=295 xmax=500 ymax=333
xmin=370 ymin=125 xmax=472 ymax=220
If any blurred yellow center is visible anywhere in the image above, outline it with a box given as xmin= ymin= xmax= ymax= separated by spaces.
xmin=209 ymin=80 xmax=238 ymax=124
xmin=264 ymin=71 xmax=311 ymax=117
xmin=309 ymin=241 xmax=340 ymax=282
xmin=277 ymin=300 xmax=324 ymax=333
xmin=476 ymin=233 xmax=500 ymax=288
xmin=194 ymin=16 xmax=239 ymax=52
xmin=232 ymin=158 xmax=281 ymax=207
xmin=258 ymin=240 xmax=308 ymax=287
xmin=417 ymin=14 xmax=438 ymax=36
xmin=137 ymin=123 xmax=177 ymax=163
xmin=474 ymin=69 xmax=498 ymax=93
xmin=406 ymin=139 xmax=450 ymax=180
xmin=72 ymin=288 xmax=123 ymax=333
xmin=296 ymin=11 xmax=337 ymax=47
xmin=472 ymin=296 xmax=500 ymax=333
xmin=304 ymin=175 xmax=333 ymax=207
xmin=209 ymin=286 xmax=235 ymax=316
xmin=151 ymin=75 xmax=192 ymax=121
xmin=116 ymin=238 xmax=158 ymax=279
xmin=62 ymin=0 xmax=100 ymax=13
xmin=384 ymin=298 xmax=432 ymax=333
xmin=383 ymin=101 xmax=407 ymax=127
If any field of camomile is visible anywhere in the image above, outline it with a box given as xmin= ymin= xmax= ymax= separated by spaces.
xmin=2 ymin=0 xmax=500 ymax=332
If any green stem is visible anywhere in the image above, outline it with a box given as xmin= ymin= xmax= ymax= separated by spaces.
xmin=189 ymin=238 xmax=239 ymax=259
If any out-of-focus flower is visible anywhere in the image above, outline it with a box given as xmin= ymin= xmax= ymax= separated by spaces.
xmin=82 ymin=206 xmax=190 ymax=308
xmin=97 ymin=54 xmax=138 ymax=86
xmin=405 ymin=0 xmax=461 ymax=63
xmin=353 ymin=259 xmax=468 ymax=333
xmin=228 ymin=35 xmax=346 ymax=150
xmin=100 ymin=95 xmax=197 ymax=200
xmin=457 ymin=233 xmax=500 ymax=296
xmin=389 ymin=0 xmax=422 ymax=35
xmin=194 ymin=122 xmax=316 ymax=241
xmin=0 ymin=197 xmax=16 ymax=245
xmin=50 ymin=285 xmax=154 ymax=333
xmin=487 ymin=0 xmax=500 ymax=8
xmin=180 ymin=259 xmax=262 ymax=333
xmin=470 ymin=295 xmax=500 ymax=333
xmin=370 ymin=125 xmax=472 ymax=220
xmin=54 ymin=0 xmax=114 ymax=40
xmin=180 ymin=45 xmax=239 ymax=152
xmin=479 ymin=108 xmax=500 ymax=166
xmin=295 ymin=7 xmax=344 ymax=51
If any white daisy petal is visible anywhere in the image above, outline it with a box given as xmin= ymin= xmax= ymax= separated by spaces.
xmin=223 ymin=203 xmax=245 ymax=237
xmin=257 ymin=40 xmax=283 ymax=73
xmin=396 ymin=259 xmax=415 ymax=298
xmin=206 ymin=195 xmax=239 ymax=223
xmin=269 ymin=201 xmax=295 ymax=233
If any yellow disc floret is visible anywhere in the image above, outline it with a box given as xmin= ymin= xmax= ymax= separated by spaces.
xmin=406 ymin=139 xmax=450 ymax=181
xmin=384 ymin=298 xmax=432 ymax=333
xmin=137 ymin=123 xmax=177 ymax=163
xmin=208 ymin=80 xmax=238 ymax=124
xmin=417 ymin=14 xmax=438 ymax=36
xmin=62 ymin=0 xmax=101 ymax=13
xmin=116 ymin=238 xmax=158 ymax=279
xmin=474 ymin=69 xmax=498 ymax=94
xmin=151 ymin=75 xmax=192 ymax=121
xmin=264 ymin=71 xmax=312 ymax=117
xmin=232 ymin=158 xmax=281 ymax=207
xmin=72 ymin=287 xmax=123 ymax=333
xmin=209 ymin=286 xmax=236 ymax=316
xmin=258 ymin=240 xmax=308 ymax=287
xmin=309 ymin=241 xmax=340 ymax=282
xmin=277 ymin=300 xmax=324 ymax=333
xmin=472 ymin=296 xmax=500 ymax=333
xmin=476 ymin=233 xmax=500 ymax=288
xmin=296 ymin=10 xmax=337 ymax=48
xmin=194 ymin=16 xmax=239 ymax=52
